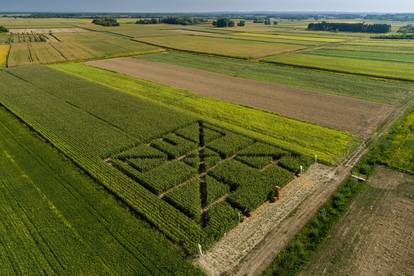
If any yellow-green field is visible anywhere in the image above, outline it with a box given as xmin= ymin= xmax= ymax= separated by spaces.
xmin=0 ymin=44 xmax=9 ymax=66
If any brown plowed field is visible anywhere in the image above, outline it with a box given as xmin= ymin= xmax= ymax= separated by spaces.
xmin=87 ymin=57 xmax=393 ymax=138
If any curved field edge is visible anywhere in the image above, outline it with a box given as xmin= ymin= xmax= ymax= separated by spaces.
xmin=0 ymin=106 xmax=201 ymax=274
xmin=50 ymin=62 xmax=356 ymax=164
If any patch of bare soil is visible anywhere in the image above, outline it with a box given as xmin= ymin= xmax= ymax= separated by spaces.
xmin=87 ymin=57 xmax=393 ymax=138
xmin=302 ymin=166 xmax=414 ymax=276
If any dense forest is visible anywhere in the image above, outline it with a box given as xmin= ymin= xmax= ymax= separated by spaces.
xmin=308 ymin=22 xmax=391 ymax=33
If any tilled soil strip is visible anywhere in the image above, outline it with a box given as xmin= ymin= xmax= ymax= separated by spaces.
xmin=87 ymin=57 xmax=393 ymax=138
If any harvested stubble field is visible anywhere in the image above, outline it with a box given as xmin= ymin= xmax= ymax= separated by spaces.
xmin=87 ymin=57 xmax=393 ymax=138
xmin=303 ymin=167 xmax=414 ymax=276
xmin=7 ymin=31 xmax=163 ymax=66
xmin=136 ymin=34 xmax=305 ymax=58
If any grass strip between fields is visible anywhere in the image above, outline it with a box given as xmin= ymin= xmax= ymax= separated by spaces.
xmin=262 ymin=177 xmax=367 ymax=275
xmin=50 ymin=62 xmax=356 ymax=164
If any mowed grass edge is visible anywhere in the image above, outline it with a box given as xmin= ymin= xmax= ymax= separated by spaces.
xmin=50 ymin=62 xmax=356 ymax=164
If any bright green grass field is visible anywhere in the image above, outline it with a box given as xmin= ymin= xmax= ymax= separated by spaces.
xmin=139 ymin=51 xmax=413 ymax=104
xmin=309 ymin=49 xmax=414 ymax=64
xmin=264 ymin=53 xmax=414 ymax=82
xmin=379 ymin=108 xmax=414 ymax=174
xmin=0 ymin=107 xmax=199 ymax=275
xmin=51 ymin=62 xmax=354 ymax=164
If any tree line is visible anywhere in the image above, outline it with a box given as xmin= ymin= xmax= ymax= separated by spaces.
xmin=92 ymin=17 xmax=120 ymax=27
xmin=136 ymin=17 xmax=206 ymax=25
xmin=308 ymin=22 xmax=391 ymax=33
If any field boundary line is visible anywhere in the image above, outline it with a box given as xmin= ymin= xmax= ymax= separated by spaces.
xmin=261 ymin=59 xmax=414 ymax=83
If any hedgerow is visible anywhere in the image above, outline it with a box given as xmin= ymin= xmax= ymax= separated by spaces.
xmin=262 ymin=178 xmax=366 ymax=276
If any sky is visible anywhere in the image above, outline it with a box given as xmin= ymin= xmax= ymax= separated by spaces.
xmin=1 ymin=0 xmax=414 ymax=13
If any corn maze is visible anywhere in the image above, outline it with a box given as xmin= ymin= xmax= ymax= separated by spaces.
xmin=108 ymin=121 xmax=313 ymax=244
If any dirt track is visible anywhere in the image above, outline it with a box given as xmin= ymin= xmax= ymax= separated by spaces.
xmin=195 ymin=163 xmax=349 ymax=275
xmin=87 ymin=57 xmax=393 ymax=138
xmin=303 ymin=167 xmax=414 ymax=276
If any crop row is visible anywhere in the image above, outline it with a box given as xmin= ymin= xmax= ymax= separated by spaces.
xmin=164 ymin=178 xmax=202 ymax=221
xmin=210 ymin=160 xmax=294 ymax=213
xmin=0 ymin=68 xmax=206 ymax=254
xmin=151 ymin=133 xmax=197 ymax=159
xmin=0 ymin=107 xmax=200 ymax=274
xmin=175 ymin=122 xmax=224 ymax=143
xmin=204 ymin=201 xmax=241 ymax=246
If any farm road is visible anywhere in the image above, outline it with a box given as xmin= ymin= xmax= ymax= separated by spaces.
xmin=87 ymin=57 xmax=392 ymax=138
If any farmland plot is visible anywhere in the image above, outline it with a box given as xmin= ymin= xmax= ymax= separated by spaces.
xmin=140 ymin=51 xmax=414 ymax=105
xmin=303 ymin=167 xmax=414 ymax=276
xmin=0 ymin=44 xmax=9 ymax=66
xmin=137 ymin=34 xmax=305 ymax=58
xmin=265 ymin=53 xmax=414 ymax=81
xmin=0 ymin=65 xmax=317 ymax=253
xmin=7 ymin=31 xmax=162 ymax=66
xmin=87 ymin=57 xmax=392 ymax=138
xmin=0 ymin=107 xmax=199 ymax=274
xmin=53 ymin=62 xmax=355 ymax=164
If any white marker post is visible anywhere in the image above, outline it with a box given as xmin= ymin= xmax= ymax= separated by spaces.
xmin=198 ymin=244 xmax=204 ymax=256
xmin=300 ymin=165 xmax=303 ymax=175
xmin=238 ymin=212 xmax=241 ymax=223
xmin=315 ymin=154 xmax=318 ymax=163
